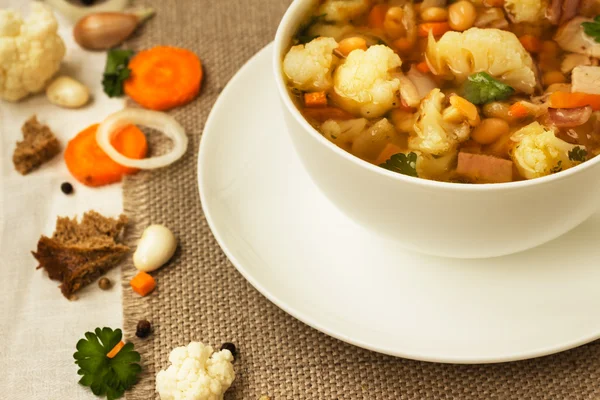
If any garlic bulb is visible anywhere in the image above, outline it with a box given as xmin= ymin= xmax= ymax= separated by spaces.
xmin=46 ymin=76 xmax=90 ymax=108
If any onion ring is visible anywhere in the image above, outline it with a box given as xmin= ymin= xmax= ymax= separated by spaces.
xmin=96 ymin=108 xmax=188 ymax=169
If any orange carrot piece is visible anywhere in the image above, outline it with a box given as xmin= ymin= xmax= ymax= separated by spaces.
xmin=508 ymin=102 xmax=530 ymax=118
xmin=519 ymin=35 xmax=542 ymax=53
xmin=64 ymin=124 xmax=147 ymax=187
xmin=375 ymin=143 xmax=404 ymax=165
xmin=107 ymin=341 xmax=125 ymax=358
xmin=368 ymin=4 xmax=388 ymax=29
xmin=304 ymin=91 xmax=328 ymax=108
xmin=416 ymin=61 xmax=430 ymax=74
xmin=130 ymin=271 xmax=156 ymax=296
xmin=549 ymin=92 xmax=600 ymax=111
xmin=303 ymin=106 xmax=355 ymax=123
xmin=124 ymin=46 xmax=203 ymax=111
xmin=417 ymin=22 xmax=451 ymax=37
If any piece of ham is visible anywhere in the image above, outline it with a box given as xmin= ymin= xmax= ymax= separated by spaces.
xmin=548 ymin=106 xmax=593 ymax=128
xmin=547 ymin=0 xmax=581 ymax=24
xmin=456 ymin=152 xmax=514 ymax=183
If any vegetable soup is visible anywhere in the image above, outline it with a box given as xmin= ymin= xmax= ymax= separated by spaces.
xmin=282 ymin=0 xmax=600 ymax=183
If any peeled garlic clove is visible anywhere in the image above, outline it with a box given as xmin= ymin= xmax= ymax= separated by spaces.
xmin=46 ymin=76 xmax=90 ymax=108
xmin=133 ymin=224 xmax=177 ymax=272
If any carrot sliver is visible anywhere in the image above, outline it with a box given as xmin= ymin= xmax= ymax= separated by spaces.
xmin=130 ymin=271 xmax=156 ymax=297
xmin=368 ymin=4 xmax=388 ymax=29
xmin=416 ymin=61 xmax=430 ymax=74
xmin=302 ymin=106 xmax=355 ymax=123
xmin=418 ymin=22 xmax=451 ymax=37
xmin=304 ymin=91 xmax=328 ymax=108
xmin=508 ymin=102 xmax=530 ymax=118
xmin=107 ymin=341 xmax=125 ymax=359
xmin=375 ymin=143 xmax=404 ymax=166
xmin=124 ymin=46 xmax=203 ymax=111
xmin=549 ymin=92 xmax=600 ymax=111
xmin=519 ymin=35 xmax=542 ymax=53
xmin=64 ymin=124 xmax=147 ymax=187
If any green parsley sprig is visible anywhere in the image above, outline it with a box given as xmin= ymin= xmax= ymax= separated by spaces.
xmin=568 ymin=146 xmax=588 ymax=162
xmin=74 ymin=327 xmax=141 ymax=400
xmin=380 ymin=152 xmax=418 ymax=177
xmin=582 ymin=16 xmax=600 ymax=44
xmin=102 ymin=49 xmax=134 ymax=97
xmin=463 ymin=72 xmax=515 ymax=105
xmin=293 ymin=13 xmax=327 ymax=45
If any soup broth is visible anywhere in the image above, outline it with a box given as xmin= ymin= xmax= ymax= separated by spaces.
xmin=282 ymin=0 xmax=600 ymax=183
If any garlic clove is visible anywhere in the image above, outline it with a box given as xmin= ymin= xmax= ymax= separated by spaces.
xmin=46 ymin=76 xmax=90 ymax=108
xmin=133 ymin=224 xmax=177 ymax=272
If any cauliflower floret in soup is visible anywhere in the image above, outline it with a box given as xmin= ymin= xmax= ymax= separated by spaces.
xmin=504 ymin=0 xmax=547 ymax=23
xmin=333 ymin=45 xmax=402 ymax=118
xmin=318 ymin=0 xmax=371 ymax=22
xmin=426 ymin=28 xmax=537 ymax=94
xmin=511 ymin=122 xmax=581 ymax=179
xmin=283 ymin=37 xmax=339 ymax=91
xmin=409 ymin=89 xmax=471 ymax=156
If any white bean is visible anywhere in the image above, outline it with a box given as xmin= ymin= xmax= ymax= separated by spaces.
xmin=134 ymin=225 xmax=177 ymax=272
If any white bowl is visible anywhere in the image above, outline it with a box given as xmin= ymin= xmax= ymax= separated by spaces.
xmin=273 ymin=0 xmax=600 ymax=258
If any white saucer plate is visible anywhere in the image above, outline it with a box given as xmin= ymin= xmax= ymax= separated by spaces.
xmin=198 ymin=44 xmax=600 ymax=364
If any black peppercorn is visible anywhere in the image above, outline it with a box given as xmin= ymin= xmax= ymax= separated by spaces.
xmin=136 ymin=320 xmax=152 ymax=338
xmin=220 ymin=342 xmax=237 ymax=360
xmin=98 ymin=277 xmax=111 ymax=290
xmin=60 ymin=182 xmax=74 ymax=195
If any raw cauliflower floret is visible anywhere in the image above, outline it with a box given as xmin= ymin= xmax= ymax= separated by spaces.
xmin=283 ymin=37 xmax=338 ymax=91
xmin=0 ymin=2 xmax=66 ymax=102
xmin=504 ymin=0 xmax=547 ymax=23
xmin=333 ymin=45 xmax=402 ymax=118
xmin=318 ymin=0 xmax=371 ymax=22
xmin=409 ymin=89 xmax=470 ymax=155
xmin=156 ymin=342 xmax=235 ymax=400
xmin=426 ymin=28 xmax=536 ymax=94
xmin=511 ymin=122 xmax=580 ymax=179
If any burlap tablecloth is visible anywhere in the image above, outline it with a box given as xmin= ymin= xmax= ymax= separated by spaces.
xmin=121 ymin=1 xmax=600 ymax=398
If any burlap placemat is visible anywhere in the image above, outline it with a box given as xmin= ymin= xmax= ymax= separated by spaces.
xmin=121 ymin=1 xmax=600 ymax=398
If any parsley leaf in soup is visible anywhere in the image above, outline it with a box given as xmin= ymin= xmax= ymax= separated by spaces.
xmin=582 ymin=16 xmax=600 ymax=44
xmin=102 ymin=49 xmax=134 ymax=98
xmin=294 ymin=13 xmax=327 ymax=45
xmin=74 ymin=327 xmax=141 ymax=400
xmin=380 ymin=152 xmax=418 ymax=177
xmin=463 ymin=72 xmax=515 ymax=105
xmin=568 ymin=146 xmax=588 ymax=162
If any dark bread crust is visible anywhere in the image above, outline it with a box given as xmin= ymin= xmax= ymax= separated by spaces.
xmin=12 ymin=116 xmax=60 ymax=175
xmin=32 ymin=211 xmax=129 ymax=299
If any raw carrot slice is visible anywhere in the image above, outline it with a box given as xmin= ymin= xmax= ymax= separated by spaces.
xmin=368 ymin=4 xmax=388 ymax=29
xmin=64 ymin=124 xmax=148 ymax=187
xmin=417 ymin=22 xmax=451 ymax=37
xmin=549 ymin=92 xmax=600 ymax=110
xmin=304 ymin=91 xmax=328 ymax=108
xmin=375 ymin=143 xmax=404 ymax=165
xmin=130 ymin=271 xmax=156 ymax=296
xmin=107 ymin=341 xmax=125 ymax=358
xmin=124 ymin=46 xmax=203 ymax=111
xmin=519 ymin=35 xmax=541 ymax=53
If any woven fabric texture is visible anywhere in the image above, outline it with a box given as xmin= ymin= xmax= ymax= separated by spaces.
xmin=122 ymin=1 xmax=600 ymax=399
